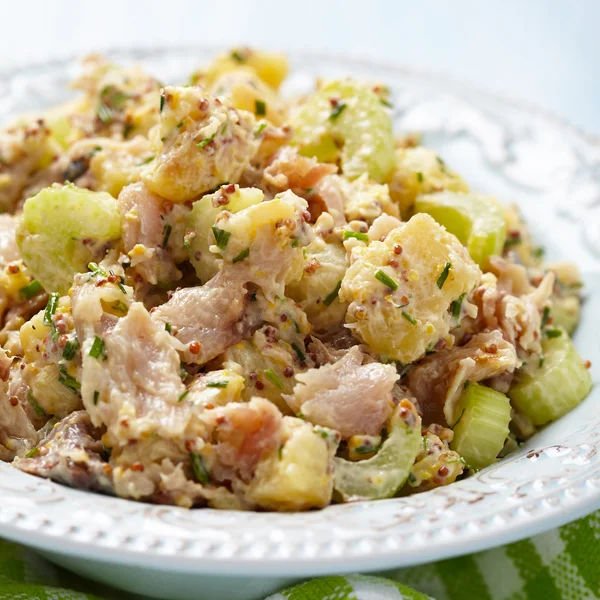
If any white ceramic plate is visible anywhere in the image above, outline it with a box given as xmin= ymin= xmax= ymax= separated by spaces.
xmin=0 ymin=47 xmax=599 ymax=600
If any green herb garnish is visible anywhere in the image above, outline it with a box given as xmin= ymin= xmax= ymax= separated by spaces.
xmin=212 ymin=226 xmax=231 ymax=249
xmin=264 ymin=368 xmax=284 ymax=390
xmin=291 ymin=342 xmax=306 ymax=362
xmin=402 ymin=311 xmax=417 ymax=325
xmin=89 ymin=336 xmax=106 ymax=359
xmin=323 ymin=280 xmax=342 ymax=306
xmin=43 ymin=292 xmax=59 ymax=327
xmin=190 ymin=452 xmax=210 ymax=483
xmin=329 ymin=102 xmax=347 ymax=121
xmin=165 ymin=322 xmax=172 ymax=334
xmin=93 ymin=390 xmax=100 ymax=405
xmin=255 ymin=100 xmax=267 ymax=116
xmin=232 ymin=247 xmax=250 ymax=263
xmin=27 ymin=391 xmax=46 ymax=418
xmin=160 ymin=91 xmax=165 ymax=112
xmin=546 ymin=328 xmax=562 ymax=338
xmin=416 ymin=171 xmax=423 ymax=183
xmin=197 ymin=133 xmax=216 ymax=148
xmin=436 ymin=262 xmax=451 ymax=289
xmin=343 ymin=231 xmax=369 ymax=242
xmin=254 ymin=121 xmax=267 ymax=135
xmin=62 ymin=338 xmax=80 ymax=360
xmin=451 ymin=293 xmax=466 ymax=322
xmin=58 ymin=365 xmax=81 ymax=391
xmin=178 ymin=390 xmax=190 ymax=402
xmin=25 ymin=447 xmax=40 ymax=459
xmin=206 ymin=381 xmax=228 ymax=389
xmin=20 ymin=279 xmax=43 ymax=299
xmin=375 ymin=269 xmax=399 ymax=291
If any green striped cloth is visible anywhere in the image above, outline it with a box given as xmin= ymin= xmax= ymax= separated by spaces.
xmin=1 ymin=510 xmax=598 ymax=599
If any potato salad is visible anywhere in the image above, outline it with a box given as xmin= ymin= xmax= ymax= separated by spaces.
xmin=0 ymin=48 xmax=592 ymax=511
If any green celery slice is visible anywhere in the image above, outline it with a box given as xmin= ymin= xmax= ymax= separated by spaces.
xmin=17 ymin=184 xmax=122 ymax=294
xmin=415 ymin=191 xmax=506 ymax=268
xmin=290 ymin=80 xmax=395 ymax=182
xmin=334 ymin=402 xmax=422 ymax=501
xmin=450 ymin=382 xmax=511 ymax=470
xmin=508 ymin=331 xmax=592 ymax=425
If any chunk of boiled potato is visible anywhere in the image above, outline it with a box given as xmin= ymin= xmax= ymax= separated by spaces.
xmin=389 ymin=147 xmax=468 ymax=218
xmin=340 ymin=213 xmax=481 ymax=363
xmin=17 ymin=184 xmax=122 ymax=294
xmin=245 ymin=416 xmax=338 ymax=510
xmin=186 ymin=186 xmax=264 ymax=283
xmin=290 ymin=80 xmax=395 ymax=183
xmin=286 ymin=234 xmax=348 ymax=333
xmin=210 ymin=68 xmax=286 ymax=125
xmin=142 ymin=86 xmax=261 ymax=202
xmin=198 ymin=47 xmax=289 ymax=90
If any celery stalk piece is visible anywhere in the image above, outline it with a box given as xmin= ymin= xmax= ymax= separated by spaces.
xmin=17 ymin=184 xmax=122 ymax=294
xmin=334 ymin=401 xmax=422 ymax=501
xmin=508 ymin=331 xmax=592 ymax=426
xmin=289 ymin=80 xmax=395 ymax=183
xmin=450 ymin=382 xmax=511 ymax=470
xmin=415 ymin=191 xmax=506 ymax=268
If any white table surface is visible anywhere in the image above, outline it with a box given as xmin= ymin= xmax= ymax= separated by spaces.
xmin=0 ymin=0 xmax=598 ymax=137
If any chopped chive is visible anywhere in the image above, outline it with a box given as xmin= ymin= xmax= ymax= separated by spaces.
xmin=401 ymin=311 xmax=417 ymax=325
xmin=293 ymin=320 xmax=300 ymax=333
xmin=93 ymin=390 xmax=100 ymax=405
xmin=123 ymin=123 xmax=134 ymax=139
xmin=538 ymin=354 xmax=545 ymax=369
xmin=436 ymin=155 xmax=446 ymax=169
xmin=546 ymin=328 xmax=562 ymax=338
xmin=291 ymin=342 xmax=306 ymax=362
xmin=160 ymin=91 xmax=165 ymax=112
xmin=416 ymin=171 xmax=423 ymax=183
xmin=380 ymin=98 xmax=393 ymax=108
xmin=138 ymin=155 xmax=155 ymax=165
xmin=162 ymin=224 xmax=172 ymax=249
xmin=375 ymin=269 xmax=399 ymax=291
xmin=43 ymin=292 xmax=60 ymax=327
xmin=62 ymin=338 xmax=80 ymax=360
xmin=343 ymin=231 xmax=369 ymax=242
xmin=504 ymin=234 xmax=522 ymax=248
xmin=58 ymin=365 xmax=81 ymax=391
xmin=103 ymin=445 xmax=112 ymax=459
xmin=231 ymin=50 xmax=245 ymax=63
xmin=255 ymin=99 xmax=267 ymax=116
xmin=165 ymin=322 xmax=172 ymax=334
xmin=451 ymin=293 xmax=466 ymax=322
xmin=211 ymin=226 xmax=231 ymax=249
xmin=88 ymin=262 xmax=107 ymax=277
xmin=197 ymin=133 xmax=216 ymax=148
xmin=97 ymin=103 xmax=113 ymax=124
xmin=278 ymin=445 xmax=283 ymax=459
xmin=264 ymin=368 xmax=284 ymax=390
xmin=206 ymin=381 xmax=228 ymax=389
xmin=20 ymin=279 xmax=43 ymax=299
xmin=532 ymin=246 xmax=545 ymax=259
xmin=254 ymin=121 xmax=267 ymax=135
xmin=355 ymin=444 xmax=379 ymax=455
xmin=89 ymin=336 xmax=105 ymax=359
xmin=323 ymin=280 xmax=342 ymax=306
xmin=464 ymin=380 xmax=471 ymax=389
xmin=176 ymin=121 xmax=184 ymax=129
xmin=178 ymin=390 xmax=190 ymax=402
xmin=329 ymin=102 xmax=347 ymax=121
xmin=27 ymin=392 xmax=46 ymax=418
xmin=190 ymin=452 xmax=210 ymax=483
xmin=232 ymin=247 xmax=250 ymax=263
xmin=297 ymin=412 xmax=304 ymax=418
xmin=25 ymin=447 xmax=40 ymax=459
xmin=291 ymin=239 xmax=299 ymax=248
xmin=436 ymin=262 xmax=452 ymax=289
xmin=541 ymin=306 xmax=550 ymax=329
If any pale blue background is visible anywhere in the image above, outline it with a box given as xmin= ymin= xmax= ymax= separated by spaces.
xmin=1 ymin=0 xmax=598 ymax=135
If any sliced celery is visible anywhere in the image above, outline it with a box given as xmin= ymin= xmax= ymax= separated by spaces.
xmin=415 ymin=191 xmax=506 ymax=268
xmin=17 ymin=184 xmax=122 ymax=294
xmin=334 ymin=402 xmax=422 ymax=501
xmin=508 ymin=331 xmax=592 ymax=425
xmin=450 ymin=383 xmax=511 ymax=470
xmin=290 ymin=80 xmax=395 ymax=182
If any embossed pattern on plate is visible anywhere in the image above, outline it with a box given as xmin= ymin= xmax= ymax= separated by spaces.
xmin=0 ymin=47 xmax=599 ymax=575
